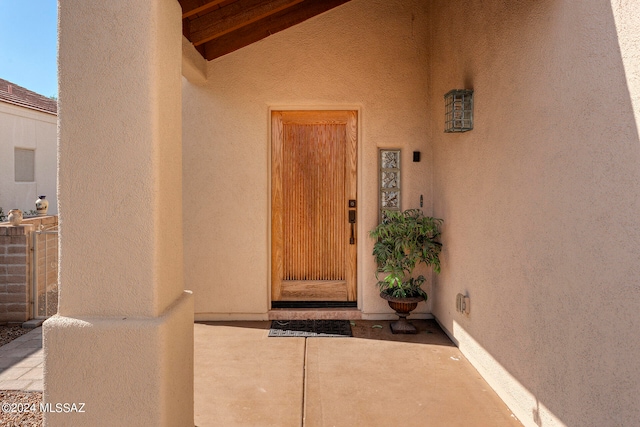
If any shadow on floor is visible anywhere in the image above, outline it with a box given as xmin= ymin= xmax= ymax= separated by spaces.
xmin=196 ymin=319 xmax=455 ymax=346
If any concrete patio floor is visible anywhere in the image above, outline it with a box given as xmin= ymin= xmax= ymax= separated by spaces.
xmin=195 ymin=320 xmax=522 ymax=427
xmin=0 ymin=321 xmax=522 ymax=426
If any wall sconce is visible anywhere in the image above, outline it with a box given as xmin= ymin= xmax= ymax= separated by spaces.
xmin=444 ymin=89 xmax=473 ymax=133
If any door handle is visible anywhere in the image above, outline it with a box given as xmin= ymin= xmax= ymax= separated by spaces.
xmin=349 ymin=209 xmax=356 ymax=244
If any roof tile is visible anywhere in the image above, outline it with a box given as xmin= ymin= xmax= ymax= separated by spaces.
xmin=0 ymin=78 xmax=57 ymax=115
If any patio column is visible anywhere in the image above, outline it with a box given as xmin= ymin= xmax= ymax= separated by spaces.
xmin=45 ymin=1 xmax=193 ymax=426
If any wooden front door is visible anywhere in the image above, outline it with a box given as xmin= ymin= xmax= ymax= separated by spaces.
xmin=271 ymin=110 xmax=357 ymax=302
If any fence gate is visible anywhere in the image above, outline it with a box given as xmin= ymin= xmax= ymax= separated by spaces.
xmin=32 ymin=225 xmax=59 ymax=318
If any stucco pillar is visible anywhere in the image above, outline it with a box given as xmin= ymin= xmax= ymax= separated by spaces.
xmin=45 ymin=1 xmax=193 ymax=426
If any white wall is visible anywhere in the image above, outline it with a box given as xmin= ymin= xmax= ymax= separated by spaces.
xmin=428 ymin=1 xmax=640 ymax=426
xmin=0 ymin=102 xmax=57 ymax=216
xmin=183 ymin=0 xmax=434 ymax=319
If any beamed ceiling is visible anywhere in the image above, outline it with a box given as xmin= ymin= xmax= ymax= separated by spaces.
xmin=179 ymin=0 xmax=352 ymax=61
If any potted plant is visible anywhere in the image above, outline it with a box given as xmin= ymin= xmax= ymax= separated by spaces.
xmin=369 ymin=209 xmax=443 ymax=334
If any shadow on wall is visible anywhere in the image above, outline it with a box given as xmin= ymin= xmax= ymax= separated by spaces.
xmin=430 ymin=1 xmax=640 ymax=426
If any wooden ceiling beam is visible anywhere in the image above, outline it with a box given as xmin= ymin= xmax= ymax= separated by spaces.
xmin=202 ymin=0 xmax=351 ymax=60
xmin=179 ymin=0 xmax=228 ymax=19
xmin=189 ymin=0 xmax=303 ymax=46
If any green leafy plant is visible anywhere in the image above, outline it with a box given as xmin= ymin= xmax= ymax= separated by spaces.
xmin=369 ymin=209 xmax=443 ymax=300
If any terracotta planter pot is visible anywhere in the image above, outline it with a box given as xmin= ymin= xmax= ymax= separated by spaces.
xmin=380 ymin=292 xmax=424 ymax=334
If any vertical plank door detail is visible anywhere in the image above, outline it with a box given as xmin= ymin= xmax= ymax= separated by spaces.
xmin=271 ymin=111 xmax=357 ymax=302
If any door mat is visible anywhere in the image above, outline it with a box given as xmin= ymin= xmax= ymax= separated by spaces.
xmin=269 ymin=320 xmax=352 ymax=338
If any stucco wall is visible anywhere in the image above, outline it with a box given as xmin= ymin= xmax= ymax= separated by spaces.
xmin=49 ymin=0 xmax=193 ymax=425
xmin=57 ymin=0 xmax=184 ymax=318
xmin=428 ymin=1 xmax=640 ymax=426
xmin=183 ymin=0 xmax=434 ymax=319
xmin=0 ymin=102 xmax=57 ymax=215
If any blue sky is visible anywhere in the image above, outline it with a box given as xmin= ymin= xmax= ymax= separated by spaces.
xmin=0 ymin=0 xmax=58 ymax=98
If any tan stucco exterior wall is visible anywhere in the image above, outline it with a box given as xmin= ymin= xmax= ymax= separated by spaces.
xmin=47 ymin=0 xmax=193 ymax=425
xmin=0 ymin=102 xmax=57 ymax=215
xmin=183 ymin=0 xmax=435 ymax=320
xmin=428 ymin=1 xmax=640 ymax=426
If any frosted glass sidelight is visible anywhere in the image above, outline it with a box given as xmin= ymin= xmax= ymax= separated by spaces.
xmin=379 ymin=149 xmax=401 ymax=221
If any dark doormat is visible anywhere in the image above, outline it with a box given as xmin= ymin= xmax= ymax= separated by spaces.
xmin=269 ymin=320 xmax=352 ymax=337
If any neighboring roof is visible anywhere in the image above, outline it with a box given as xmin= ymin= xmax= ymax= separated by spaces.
xmin=0 ymin=78 xmax=57 ymax=115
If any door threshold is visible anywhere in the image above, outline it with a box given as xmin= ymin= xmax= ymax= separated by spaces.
xmin=272 ymin=301 xmax=357 ymax=309
xmin=268 ymin=307 xmax=362 ymax=321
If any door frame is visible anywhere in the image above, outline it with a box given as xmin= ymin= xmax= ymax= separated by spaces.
xmin=267 ymin=106 xmax=362 ymax=309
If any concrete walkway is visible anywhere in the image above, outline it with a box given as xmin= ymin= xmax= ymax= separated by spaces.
xmin=0 ymin=322 xmax=523 ymax=426
xmin=0 ymin=327 xmax=43 ymax=391
xmin=195 ymin=320 xmax=522 ymax=427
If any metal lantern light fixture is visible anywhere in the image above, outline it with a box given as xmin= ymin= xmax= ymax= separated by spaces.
xmin=444 ymin=89 xmax=473 ymax=132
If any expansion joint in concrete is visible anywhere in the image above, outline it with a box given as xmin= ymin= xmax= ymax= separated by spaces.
xmin=302 ymin=338 xmax=308 ymax=427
